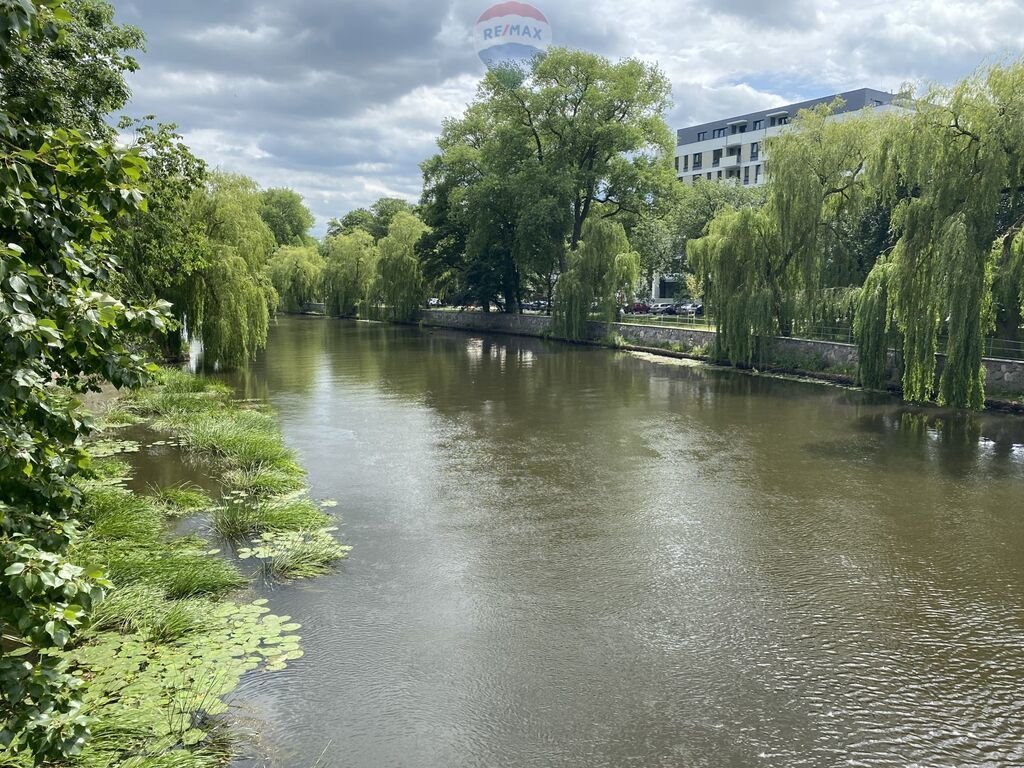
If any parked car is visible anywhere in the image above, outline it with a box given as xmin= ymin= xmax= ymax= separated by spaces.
xmin=628 ymin=301 xmax=650 ymax=314
xmin=650 ymin=302 xmax=676 ymax=315
xmin=427 ymin=297 xmax=442 ymax=307
xmin=675 ymin=301 xmax=704 ymax=317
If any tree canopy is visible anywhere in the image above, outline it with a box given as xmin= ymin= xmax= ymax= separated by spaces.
xmin=1 ymin=1 xmax=168 ymax=758
xmin=260 ymin=187 xmax=315 ymax=247
xmin=420 ymin=47 xmax=676 ymax=313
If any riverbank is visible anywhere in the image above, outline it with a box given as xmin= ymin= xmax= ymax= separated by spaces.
xmin=416 ymin=309 xmax=1024 ymax=411
xmin=1 ymin=370 xmax=348 ymax=767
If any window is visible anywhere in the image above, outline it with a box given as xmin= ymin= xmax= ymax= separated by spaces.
xmin=706 ymin=172 xmax=712 ymax=180
xmin=778 ymin=116 xmax=789 ymax=126
xmin=683 ymin=155 xmax=689 ymax=172
xmin=743 ymin=166 xmax=750 ymax=185
xmin=730 ymin=124 xmax=747 ymax=134
xmin=755 ymin=164 xmax=761 ymax=183
xmin=692 ymin=152 xmax=702 ymax=170
xmin=712 ymin=148 xmax=723 ymax=167
xmin=717 ymin=170 xmax=723 ymax=179
xmin=750 ymin=141 xmax=760 ymax=161
xmin=674 ymin=157 xmax=679 ymax=172
xmin=753 ymin=119 xmax=763 ymax=130
xmin=697 ymin=131 xmax=706 ymax=141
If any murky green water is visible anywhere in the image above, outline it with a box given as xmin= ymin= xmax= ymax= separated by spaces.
xmin=211 ymin=316 xmax=1024 ymax=767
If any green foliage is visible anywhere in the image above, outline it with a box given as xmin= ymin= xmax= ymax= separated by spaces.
xmin=368 ymin=211 xmax=429 ymax=321
xmin=0 ymin=2 xmax=171 ymax=758
xmin=238 ymin=528 xmax=351 ymax=581
xmin=420 ymin=47 xmax=675 ymax=312
xmin=327 ymin=198 xmax=413 ymax=241
xmin=0 ymin=0 xmax=143 ymax=137
xmin=111 ymin=120 xmax=209 ymax=358
xmin=553 ymin=219 xmax=640 ymax=340
xmin=322 ymin=229 xmax=377 ymax=317
xmin=149 ymin=484 xmax=212 ymax=517
xmin=259 ymin=188 xmax=314 ymax=247
xmin=268 ymin=245 xmax=324 ymax=313
xmin=688 ymin=207 xmax=778 ymax=365
xmin=187 ymin=173 xmax=278 ymax=369
xmin=866 ymin=64 xmax=1024 ymax=408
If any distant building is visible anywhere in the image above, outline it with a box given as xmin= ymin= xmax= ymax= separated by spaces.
xmin=647 ymin=89 xmax=899 ymax=300
xmin=673 ymin=88 xmax=898 ymax=187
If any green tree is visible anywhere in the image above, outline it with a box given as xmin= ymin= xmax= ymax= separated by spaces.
xmin=553 ymin=218 xmax=640 ymax=340
xmin=689 ymin=102 xmax=887 ymax=365
xmin=260 ymin=187 xmax=314 ymax=247
xmin=420 ymin=47 xmax=676 ymax=313
xmin=368 ymin=211 xmax=429 ymax=321
xmin=269 ymin=245 xmax=324 ymax=313
xmin=0 ymin=1 xmax=168 ymax=759
xmin=323 ymin=230 xmax=377 ymax=317
xmin=327 ymin=207 xmax=375 ymax=239
xmin=369 ymin=197 xmax=415 ymax=240
xmin=859 ymin=63 xmax=1024 ymax=408
xmin=485 ymin=49 xmax=677 ymax=259
xmin=0 ymin=0 xmax=143 ymax=137
xmin=110 ymin=120 xmax=209 ymax=359
xmin=189 ymin=173 xmax=278 ymax=369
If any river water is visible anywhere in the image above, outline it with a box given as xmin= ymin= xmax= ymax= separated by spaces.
xmin=218 ymin=316 xmax=1024 ymax=768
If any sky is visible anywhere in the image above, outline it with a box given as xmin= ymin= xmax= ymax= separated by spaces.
xmin=112 ymin=0 xmax=1024 ymax=233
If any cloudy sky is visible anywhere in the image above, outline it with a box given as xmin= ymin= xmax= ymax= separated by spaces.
xmin=113 ymin=0 xmax=1024 ymax=232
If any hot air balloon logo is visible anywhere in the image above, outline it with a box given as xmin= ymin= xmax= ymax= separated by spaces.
xmin=474 ymin=2 xmax=551 ymax=71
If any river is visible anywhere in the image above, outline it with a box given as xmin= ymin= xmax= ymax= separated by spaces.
xmin=216 ymin=316 xmax=1024 ymax=767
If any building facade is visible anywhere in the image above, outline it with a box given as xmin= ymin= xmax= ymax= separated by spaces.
xmin=673 ymin=88 xmax=898 ymax=187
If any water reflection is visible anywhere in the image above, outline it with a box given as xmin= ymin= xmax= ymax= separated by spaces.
xmin=227 ymin=317 xmax=1024 ymax=768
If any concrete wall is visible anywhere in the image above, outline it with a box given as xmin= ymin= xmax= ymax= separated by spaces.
xmin=418 ymin=311 xmax=1024 ymax=395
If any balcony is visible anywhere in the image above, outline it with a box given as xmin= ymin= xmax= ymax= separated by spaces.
xmin=725 ymin=133 xmax=746 ymax=147
xmin=720 ymin=155 xmax=740 ymax=169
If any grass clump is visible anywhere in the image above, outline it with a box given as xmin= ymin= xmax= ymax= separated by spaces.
xmin=212 ymin=494 xmax=329 ymax=541
xmin=239 ymin=528 xmax=351 ymax=580
xmin=151 ymin=483 xmax=213 ymax=517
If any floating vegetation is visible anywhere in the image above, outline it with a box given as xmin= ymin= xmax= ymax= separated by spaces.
xmin=239 ymin=528 xmax=352 ymax=580
xmin=2 ymin=369 xmax=352 ymax=768
xmin=89 ymin=437 xmax=142 ymax=458
xmin=151 ymin=483 xmax=214 ymax=517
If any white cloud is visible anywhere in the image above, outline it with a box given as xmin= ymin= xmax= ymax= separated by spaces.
xmin=119 ymin=0 xmax=1024 ymax=233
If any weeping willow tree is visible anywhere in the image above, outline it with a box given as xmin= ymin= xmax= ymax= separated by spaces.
xmin=368 ymin=210 xmax=429 ymax=321
xmin=688 ymin=101 xmax=891 ymax=366
xmin=269 ymin=245 xmax=324 ymax=313
xmin=553 ymin=218 xmax=640 ymax=340
xmin=859 ymin=61 xmax=1024 ymax=408
xmin=688 ymin=207 xmax=779 ymax=364
xmin=188 ymin=173 xmax=278 ymax=368
xmin=323 ymin=229 xmax=378 ymax=317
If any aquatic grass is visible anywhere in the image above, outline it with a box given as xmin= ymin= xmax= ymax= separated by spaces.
xmin=91 ymin=456 xmax=134 ymax=483
xmin=222 ymin=463 xmax=305 ymax=496
xmin=151 ymin=483 xmax=214 ymax=516
xmin=212 ymin=494 xmax=330 ymax=541
xmin=88 ymin=584 xmax=220 ymax=643
xmin=99 ymin=403 xmax=143 ymax=427
xmin=265 ymin=530 xmax=349 ymax=580
xmin=103 ymin=550 xmax=247 ymax=598
xmin=174 ymin=410 xmax=297 ymax=470
xmin=238 ymin=528 xmax=351 ymax=581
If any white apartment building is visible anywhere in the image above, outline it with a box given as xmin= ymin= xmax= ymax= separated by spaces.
xmin=650 ymin=89 xmax=898 ymax=299
xmin=674 ymin=88 xmax=897 ymax=187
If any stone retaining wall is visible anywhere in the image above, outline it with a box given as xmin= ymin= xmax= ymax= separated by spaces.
xmin=418 ymin=310 xmax=1024 ymax=394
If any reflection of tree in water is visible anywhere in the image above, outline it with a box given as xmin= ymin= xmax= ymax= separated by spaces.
xmin=840 ymin=407 xmax=1024 ymax=479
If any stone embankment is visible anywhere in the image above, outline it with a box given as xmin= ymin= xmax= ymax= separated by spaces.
xmin=418 ymin=310 xmax=1024 ymax=396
